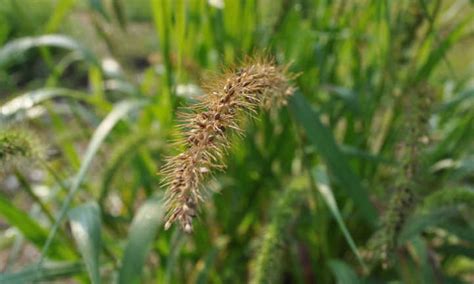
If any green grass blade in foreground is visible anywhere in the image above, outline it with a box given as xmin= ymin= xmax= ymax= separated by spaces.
xmin=328 ymin=260 xmax=360 ymax=284
xmin=39 ymin=99 xmax=148 ymax=264
xmin=415 ymin=15 xmax=473 ymax=81
xmin=0 ymin=34 xmax=99 ymax=68
xmin=118 ymin=195 xmax=165 ymax=284
xmin=0 ymin=262 xmax=83 ymax=284
xmin=0 ymin=88 xmax=90 ymax=123
xmin=164 ymin=229 xmax=185 ymax=284
xmin=312 ymin=168 xmax=367 ymax=271
xmin=112 ymin=0 xmax=127 ymax=30
xmin=0 ymin=194 xmax=75 ymax=259
xmin=88 ymin=0 xmax=110 ymax=20
xmin=44 ymin=0 xmax=76 ymax=33
xmin=289 ymin=92 xmax=377 ymax=224
xmin=68 ymin=202 xmax=102 ymax=284
xmin=99 ymin=132 xmax=150 ymax=205
xmin=437 ymin=88 xmax=474 ymax=113
xmin=410 ymin=237 xmax=435 ymax=283
xmin=422 ymin=187 xmax=474 ymax=210
xmin=195 ymin=247 xmax=220 ymax=284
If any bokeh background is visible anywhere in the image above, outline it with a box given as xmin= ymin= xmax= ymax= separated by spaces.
xmin=1 ymin=0 xmax=474 ymax=283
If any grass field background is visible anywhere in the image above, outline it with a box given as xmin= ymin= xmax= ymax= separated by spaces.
xmin=1 ymin=0 xmax=474 ymax=283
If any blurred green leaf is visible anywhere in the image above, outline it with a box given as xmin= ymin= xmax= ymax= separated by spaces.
xmin=437 ymin=245 xmax=474 ymax=259
xmin=423 ymin=187 xmax=474 ymax=210
xmin=437 ymin=88 xmax=474 ymax=113
xmin=40 ymin=100 xmax=148 ymax=262
xmin=0 ymin=262 xmax=83 ymax=284
xmin=313 ymin=168 xmax=367 ymax=271
xmin=44 ymin=0 xmax=77 ymax=33
xmin=0 ymin=88 xmax=89 ymax=123
xmin=0 ymin=34 xmax=99 ymax=68
xmin=0 ymin=194 xmax=74 ymax=259
xmin=112 ymin=0 xmax=127 ymax=30
xmin=328 ymin=260 xmax=360 ymax=284
xmin=195 ymin=247 xmax=219 ymax=284
xmin=399 ymin=207 xmax=460 ymax=243
xmin=415 ymin=15 xmax=473 ymax=81
xmin=411 ymin=237 xmax=435 ymax=284
xmin=118 ymin=195 xmax=165 ymax=284
xmin=68 ymin=202 xmax=102 ymax=284
xmin=289 ymin=92 xmax=377 ymax=225
xmin=89 ymin=0 xmax=110 ymax=20
xmin=99 ymin=132 xmax=150 ymax=205
xmin=439 ymin=223 xmax=474 ymax=243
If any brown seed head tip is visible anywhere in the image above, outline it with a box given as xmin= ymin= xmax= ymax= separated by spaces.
xmin=164 ymin=220 xmax=172 ymax=231
xmin=161 ymin=58 xmax=295 ymax=232
xmin=183 ymin=224 xmax=193 ymax=233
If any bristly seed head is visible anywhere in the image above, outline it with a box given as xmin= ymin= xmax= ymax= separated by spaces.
xmin=160 ymin=57 xmax=295 ymax=232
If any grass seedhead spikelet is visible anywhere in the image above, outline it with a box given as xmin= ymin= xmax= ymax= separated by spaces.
xmin=161 ymin=57 xmax=295 ymax=232
xmin=0 ymin=128 xmax=42 ymax=173
xmin=368 ymin=84 xmax=434 ymax=268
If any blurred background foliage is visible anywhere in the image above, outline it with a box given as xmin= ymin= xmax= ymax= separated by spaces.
xmin=0 ymin=0 xmax=473 ymax=283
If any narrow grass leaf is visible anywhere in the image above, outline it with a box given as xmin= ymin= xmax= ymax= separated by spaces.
xmin=0 ymin=34 xmax=98 ymax=68
xmin=0 ymin=262 xmax=83 ymax=284
xmin=289 ymin=92 xmax=377 ymax=224
xmin=0 ymin=194 xmax=74 ymax=259
xmin=439 ymin=223 xmax=474 ymax=243
xmin=423 ymin=187 xmax=474 ymax=210
xmin=437 ymin=88 xmax=474 ymax=113
xmin=195 ymin=247 xmax=219 ymax=284
xmin=0 ymin=88 xmax=89 ymax=123
xmin=437 ymin=245 xmax=474 ymax=259
xmin=410 ymin=237 xmax=435 ymax=284
xmin=89 ymin=0 xmax=110 ymax=20
xmin=118 ymin=195 xmax=165 ymax=284
xmin=39 ymin=100 xmax=147 ymax=264
xmin=312 ymin=168 xmax=367 ymax=271
xmin=68 ymin=202 xmax=102 ymax=284
xmin=44 ymin=0 xmax=77 ymax=33
xmin=164 ymin=229 xmax=186 ymax=283
xmin=112 ymin=0 xmax=127 ymax=30
xmin=415 ymin=15 xmax=472 ymax=81
xmin=328 ymin=260 xmax=360 ymax=284
xmin=99 ymin=132 xmax=150 ymax=205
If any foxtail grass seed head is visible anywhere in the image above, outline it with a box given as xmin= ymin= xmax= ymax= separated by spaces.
xmin=161 ymin=58 xmax=295 ymax=232
xmin=367 ymin=84 xmax=434 ymax=268
xmin=0 ymin=128 xmax=42 ymax=173
xmin=250 ymin=183 xmax=305 ymax=284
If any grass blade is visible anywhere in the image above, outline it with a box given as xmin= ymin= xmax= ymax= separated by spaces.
xmin=0 ymin=34 xmax=98 ymax=68
xmin=68 ymin=202 xmax=102 ymax=284
xmin=312 ymin=168 xmax=367 ymax=271
xmin=0 ymin=262 xmax=83 ymax=284
xmin=89 ymin=0 xmax=110 ymax=20
xmin=98 ymin=132 xmax=150 ymax=205
xmin=44 ymin=0 xmax=77 ymax=33
xmin=399 ymin=207 xmax=459 ymax=243
xmin=0 ymin=88 xmax=89 ymax=123
xmin=118 ymin=195 xmax=165 ymax=284
xmin=39 ymin=100 xmax=148 ymax=264
xmin=112 ymin=0 xmax=127 ymax=30
xmin=415 ymin=15 xmax=473 ymax=81
xmin=289 ymin=92 xmax=377 ymax=225
xmin=328 ymin=260 xmax=360 ymax=284
xmin=0 ymin=194 xmax=74 ymax=259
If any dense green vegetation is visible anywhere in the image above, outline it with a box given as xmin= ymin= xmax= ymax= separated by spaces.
xmin=1 ymin=0 xmax=473 ymax=283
